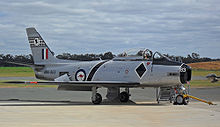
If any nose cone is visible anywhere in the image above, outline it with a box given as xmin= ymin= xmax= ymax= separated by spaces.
xmin=180 ymin=64 xmax=192 ymax=84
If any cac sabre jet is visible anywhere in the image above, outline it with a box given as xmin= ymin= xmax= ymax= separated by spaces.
xmin=7 ymin=27 xmax=192 ymax=105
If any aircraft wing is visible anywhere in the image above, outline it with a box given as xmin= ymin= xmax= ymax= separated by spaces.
xmin=5 ymin=81 xmax=140 ymax=88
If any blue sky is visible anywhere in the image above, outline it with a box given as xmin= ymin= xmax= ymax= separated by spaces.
xmin=0 ymin=0 xmax=220 ymax=58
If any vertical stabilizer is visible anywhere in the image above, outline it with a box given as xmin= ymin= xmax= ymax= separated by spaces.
xmin=26 ymin=27 xmax=58 ymax=64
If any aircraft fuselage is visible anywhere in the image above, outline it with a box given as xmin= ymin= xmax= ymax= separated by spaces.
xmin=34 ymin=59 xmax=190 ymax=87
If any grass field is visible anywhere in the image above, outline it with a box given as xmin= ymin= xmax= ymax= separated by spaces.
xmin=188 ymin=61 xmax=220 ymax=70
xmin=0 ymin=67 xmax=55 ymax=87
xmin=190 ymin=80 xmax=220 ymax=88
xmin=0 ymin=67 xmax=35 ymax=77
xmin=192 ymin=70 xmax=220 ymax=76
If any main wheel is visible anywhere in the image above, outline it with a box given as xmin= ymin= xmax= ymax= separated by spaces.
xmin=119 ymin=92 xmax=129 ymax=102
xmin=175 ymin=95 xmax=184 ymax=105
xmin=92 ymin=93 xmax=102 ymax=104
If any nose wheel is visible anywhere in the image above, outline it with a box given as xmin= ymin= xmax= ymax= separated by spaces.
xmin=175 ymin=95 xmax=184 ymax=105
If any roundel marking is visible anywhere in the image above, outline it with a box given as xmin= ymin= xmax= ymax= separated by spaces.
xmin=75 ymin=69 xmax=86 ymax=81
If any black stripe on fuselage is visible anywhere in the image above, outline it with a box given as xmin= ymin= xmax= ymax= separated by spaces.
xmin=87 ymin=60 xmax=108 ymax=81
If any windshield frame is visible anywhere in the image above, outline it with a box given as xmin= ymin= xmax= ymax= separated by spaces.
xmin=152 ymin=51 xmax=182 ymax=65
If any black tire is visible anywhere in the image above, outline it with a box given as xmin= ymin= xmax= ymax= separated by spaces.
xmin=119 ymin=92 xmax=129 ymax=102
xmin=175 ymin=95 xmax=184 ymax=105
xmin=183 ymin=97 xmax=189 ymax=105
xmin=92 ymin=93 xmax=102 ymax=104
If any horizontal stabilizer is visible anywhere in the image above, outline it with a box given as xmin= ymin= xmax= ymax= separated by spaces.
xmin=4 ymin=61 xmax=34 ymax=67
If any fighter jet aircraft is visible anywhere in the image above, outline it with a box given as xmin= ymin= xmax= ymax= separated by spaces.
xmin=7 ymin=27 xmax=192 ymax=105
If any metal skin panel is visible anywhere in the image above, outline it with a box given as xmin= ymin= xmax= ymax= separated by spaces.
xmin=146 ymin=65 xmax=181 ymax=86
xmin=93 ymin=61 xmax=148 ymax=82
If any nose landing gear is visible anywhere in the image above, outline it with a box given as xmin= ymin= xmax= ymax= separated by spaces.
xmin=156 ymin=85 xmax=190 ymax=105
xmin=174 ymin=94 xmax=189 ymax=105
xmin=173 ymin=85 xmax=189 ymax=105
xmin=172 ymin=85 xmax=214 ymax=105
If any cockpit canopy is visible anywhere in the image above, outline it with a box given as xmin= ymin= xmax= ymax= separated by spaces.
xmin=115 ymin=48 xmax=153 ymax=61
xmin=114 ymin=48 xmax=166 ymax=61
xmin=113 ymin=48 xmax=182 ymax=65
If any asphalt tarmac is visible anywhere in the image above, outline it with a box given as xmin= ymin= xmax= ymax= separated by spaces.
xmin=0 ymin=86 xmax=219 ymax=102
xmin=0 ymin=86 xmax=219 ymax=127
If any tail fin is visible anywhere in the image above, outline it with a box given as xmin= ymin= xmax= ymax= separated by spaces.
xmin=26 ymin=27 xmax=58 ymax=64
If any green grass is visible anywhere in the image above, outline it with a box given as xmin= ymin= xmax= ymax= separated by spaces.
xmin=0 ymin=67 xmax=56 ymax=88
xmin=192 ymin=69 xmax=220 ymax=76
xmin=190 ymin=80 xmax=220 ymax=87
xmin=190 ymin=69 xmax=220 ymax=87
xmin=0 ymin=67 xmax=35 ymax=77
xmin=0 ymin=67 xmax=55 ymax=87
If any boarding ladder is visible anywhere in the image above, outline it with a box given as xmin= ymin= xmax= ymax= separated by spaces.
xmin=156 ymin=87 xmax=172 ymax=103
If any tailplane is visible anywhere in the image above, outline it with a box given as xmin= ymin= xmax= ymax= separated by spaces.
xmin=26 ymin=27 xmax=58 ymax=64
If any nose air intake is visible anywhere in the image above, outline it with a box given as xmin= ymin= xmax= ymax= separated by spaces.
xmin=180 ymin=64 xmax=192 ymax=84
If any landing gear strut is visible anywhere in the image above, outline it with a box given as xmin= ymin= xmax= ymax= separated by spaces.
xmin=91 ymin=87 xmax=102 ymax=104
xmin=92 ymin=87 xmax=131 ymax=104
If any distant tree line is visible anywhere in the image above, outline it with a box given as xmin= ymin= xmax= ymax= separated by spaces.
xmin=0 ymin=54 xmax=33 ymax=67
xmin=0 ymin=52 xmax=114 ymax=67
xmin=0 ymin=52 xmax=219 ymax=67
xmin=164 ymin=52 xmax=220 ymax=63
xmin=56 ymin=52 xmax=114 ymax=61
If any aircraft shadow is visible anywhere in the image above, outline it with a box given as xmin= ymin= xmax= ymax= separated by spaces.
xmin=0 ymin=99 xmax=167 ymax=106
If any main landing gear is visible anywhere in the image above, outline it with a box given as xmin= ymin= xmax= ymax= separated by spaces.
xmin=119 ymin=91 xmax=130 ymax=102
xmin=91 ymin=87 xmax=102 ymax=104
xmin=91 ymin=87 xmax=130 ymax=104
